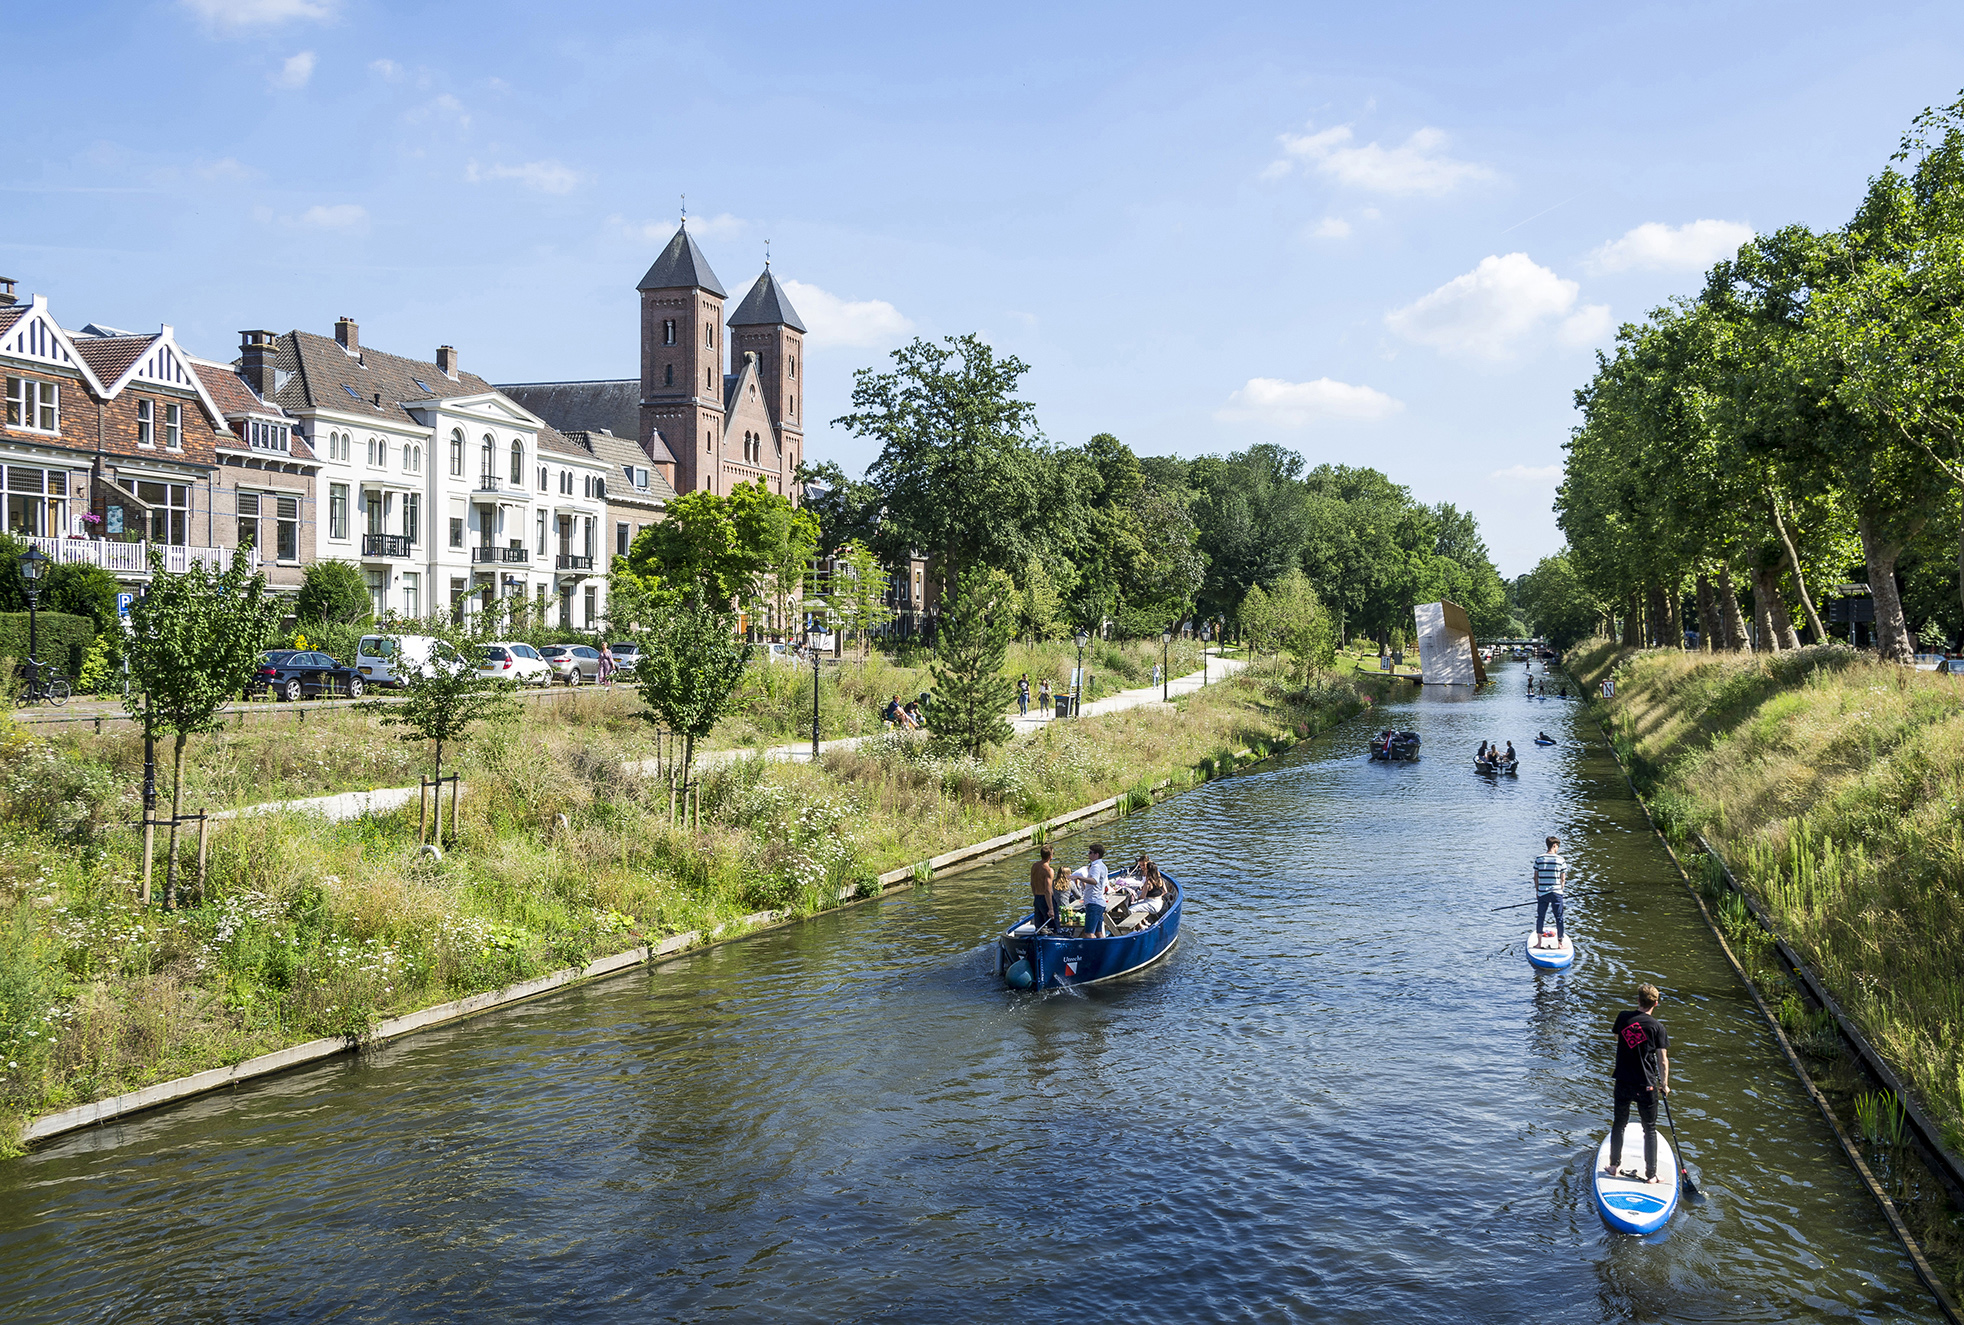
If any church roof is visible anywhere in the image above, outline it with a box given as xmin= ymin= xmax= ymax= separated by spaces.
xmin=727 ymin=268 xmax=806 ymax=332
xmin=636 ymin=225 xmax=727 ymax=297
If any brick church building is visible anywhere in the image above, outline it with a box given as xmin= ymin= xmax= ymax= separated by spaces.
xmin=499 ymin=222 xmax=805 ymax=504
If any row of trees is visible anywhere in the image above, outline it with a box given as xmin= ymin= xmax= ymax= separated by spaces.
xmin=1555 ymin=94 xmax=1964 ymax=661
xmin=804 ymin=334 xmax=1512 ymax=646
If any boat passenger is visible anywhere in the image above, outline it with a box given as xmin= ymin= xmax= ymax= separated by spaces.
xmin=1532 ymin=835 xmax=1567 ymax=949
xmin=1070 ymin=843 xmax=1111 ymax=938
xmin=1538 ymin=731 xmax=1551 ymax=743
xmin=1477 ymin=740 xmax=1489 ymax=761
xmin=1030 ymin=844 xmax=1057 ymax=932
xmin=1139 ymin=863 xmax=1169 ymax=900
xmin=1607 ymin=983 xmax=1671 ymax=1184
xmin=1504 ymin=741 xmax=1516 ymax=764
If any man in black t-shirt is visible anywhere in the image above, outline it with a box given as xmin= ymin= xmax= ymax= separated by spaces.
xmin=1606 ymin=983 xmax=1671 ymax=1183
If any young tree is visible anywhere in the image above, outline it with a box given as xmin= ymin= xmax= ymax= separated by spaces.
xmin=929 ymin=566 xmax=1016 ymax=757
xmin=123 ymin=546 xmax=282 ymax=901
xmin=1014 ymin=556 xmax=1063 ymax=646
xmin=361 ymin=620 xmax=515 ymax=786
xmin=1265 ymin=570 xmax=1337 ymax=683
xmin=1239 ymin=583 xmax=1279 ymax=657
xmin=631 ymin=594 xmax=751 ymax=791
xmin=825 ymin=539 xmax=894 ymax=657
xmin=296 ymin=559 xmax=372 ymax=626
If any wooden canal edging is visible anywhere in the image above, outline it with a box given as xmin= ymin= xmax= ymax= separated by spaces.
xmin=18 ymin=732 xmax=1301 ymax=1150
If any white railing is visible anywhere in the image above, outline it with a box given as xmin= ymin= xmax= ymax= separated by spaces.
xmin=25 ymin=536 xmax=255 ymax=575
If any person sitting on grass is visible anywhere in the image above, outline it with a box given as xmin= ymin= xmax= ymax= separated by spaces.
xmin=882 ymin=695 xmax=904 ymax=727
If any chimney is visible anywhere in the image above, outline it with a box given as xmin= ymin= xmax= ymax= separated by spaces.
xmin=0 ymin=278 xmax=16 ymax=308
xmin=334 ymin=316 xmax=359 ymax=354
xmin=239 ymin=330 xmax=278 ymax=397
xmin=436 ymin=345 xmax=458 ymax=380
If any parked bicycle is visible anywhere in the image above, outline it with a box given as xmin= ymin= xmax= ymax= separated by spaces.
xmin=14 ymin=661 xmax=71 ymax=707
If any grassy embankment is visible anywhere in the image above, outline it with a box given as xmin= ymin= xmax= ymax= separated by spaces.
xmin=1568 ymin=638 xmax=1964 ymax=1286
xmin=0 ymin=656 xmax=1377 ymax=1152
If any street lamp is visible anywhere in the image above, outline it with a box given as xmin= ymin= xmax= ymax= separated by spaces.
xmin=1161 ymin=631 xmax=1171 ymax=702
xmin=1073 ymin=630 xmax=1089 ymax=717
xmin=17 ymin=546 xmax=47 ymax=700
xmin=811 ymin=639 xmax=822 ymax=761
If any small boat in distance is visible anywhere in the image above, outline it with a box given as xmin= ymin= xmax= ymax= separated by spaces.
xmin=1369 ymin=730 xmax=1422 ymax=762
xmin=1474 ymin=756 xmax=1518 ymax=774
xmin=998 ymin=874 xmax=1183 ymax=990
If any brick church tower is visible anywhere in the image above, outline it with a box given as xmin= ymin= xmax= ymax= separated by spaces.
xmin=726 ymin=264 xmax=806 ymax=487
xmin=638 ymin=223 xmax=728 ymax=496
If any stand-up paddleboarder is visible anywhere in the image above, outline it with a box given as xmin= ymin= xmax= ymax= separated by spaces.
xmin=1532 ymin=835 xmax=1567 ymax=949
xmin=1607 ymin=983 xmax=1671 ymax=1183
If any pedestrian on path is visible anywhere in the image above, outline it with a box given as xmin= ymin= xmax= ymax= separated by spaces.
xmin=598 ymin=643 xmax=616 ymax=688
xmin=1038 ymin=678 xmax=1051 ymax=715
xmin=1017 ymin=673 xmax=1031 ymax=716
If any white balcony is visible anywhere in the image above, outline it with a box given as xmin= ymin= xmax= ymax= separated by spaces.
xmin=26 ymin=536 xmax=256 ymax=577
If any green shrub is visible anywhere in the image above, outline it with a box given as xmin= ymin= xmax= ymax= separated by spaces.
xmin=0 ymin=611 xmax=97 ymax=679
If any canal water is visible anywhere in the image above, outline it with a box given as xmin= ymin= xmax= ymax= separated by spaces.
xmin=0 ymin=678 xmax=1945 ymax=1323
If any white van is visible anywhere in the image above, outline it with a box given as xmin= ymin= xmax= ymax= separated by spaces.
xmin=355 ymin=634 xmax=470 ymax=687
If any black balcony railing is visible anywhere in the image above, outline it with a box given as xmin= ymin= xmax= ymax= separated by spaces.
xmin=362 ymin=532 xmax=412 ymax=558
xmin=472 ymin=545 xmax=530 ymax=564
xmin=557 ymin=553 xmax=594 ymax=572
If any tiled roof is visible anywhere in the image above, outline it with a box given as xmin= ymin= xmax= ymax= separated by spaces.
xmin=72 ymin=334 xmax=156 ymax=385
xmin=0 ymin=306 xmax=25 ymax=338
xmin=535 ymin=423 xmax=591 ymax=460
xmin=494 ymin=377 xmax=677 ymax=464
xmin=636 ymin=225 xmax=727 ymax=296
xmin=727 ymin=268 xmax=806 ymax=331
xmin=268 ymin=330 xmax=508 ymax=425
xmin=562 ymin=429 xmax=675 ymax=506
xmin=191 ymin=359 xmax=316 ymax=461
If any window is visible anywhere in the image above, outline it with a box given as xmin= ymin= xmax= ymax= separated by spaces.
xmin=137 ymin=398 xmax=154 ymax=446
xmin=706 ymin=366 xmax=713 ymax=391
xmin=538 ymin=465 xmax=548 ymax=492
xmin=5 ymin=377 xmax=60 ymax=432
xmin=368 ymin=436 xmax=387 ymax=468
xmin=788 ymin=355 xmax=796 ymax=379
xmin=366 ymin=490 xmax=385 ymax=536
xmin=403 ymin=493 xmax=420 ymax=545
xmin=4 ymin=467 xmax=69 ymax=538
xmin=633 ymin=466 xmax=648 ymax=490
xmin=616 ymin=521 xmax=629 ymax=556
xmin=510 ymin=440 xmax=523 ymax=485
xmin=329 ymin=483 xmax=349 ymax=539
xmin=583 ymin=584 xmax=596 ymax=629
xmin=449 ymin=516 xmax=464 ymax=548
xmin=560 ymin=469 xmax=572 ymax=495
xmin=583 ymin=516 xmax=595 ymax=559
xmin=405 ymin=444 xmax=421 ymax=473
xmin=663 ymin=363 xmax=673 ymax=387
xmin=412 ymin=378 xmax=431 ymax=394
xmin=401 ymin=572 xmax=420 ymax=618
xmin=343 ymin=384 xmax=362 ymax=400
xmin=594 ymin=476 xmax=605 ymax=499
xmin=248 ymin=419 xmax=290 ymax=452
xmin=276 ymin=496 xmax=298 ymax=561
xmin=238 ymin=491 xmax=260 ymax=550
xmin=705 ymin=322 xmax=714 ymax=349
xmin=450 ymin=429 xmax=464 ymax=475
xmin=124 ymin=479 xmax=189 ymax=544
xmin=663 ymin=319 xmax=676 ymax=345
xmin=165 ymin=402 xmax=182 ymax=449
xmin=536 ymin=510 xmax=547 ymax=555
xmin=481 ymin=436 xmax=495 ymax=481
xmin=365 ymin=567 xmax=387 ymax=618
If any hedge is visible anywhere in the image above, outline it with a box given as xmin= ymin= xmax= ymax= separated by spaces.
xmin=0 ymin=611 xmax=99 ymax=680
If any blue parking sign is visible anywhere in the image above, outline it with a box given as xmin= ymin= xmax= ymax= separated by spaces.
xmin=117 ymin=592 xmax=134 ymax=617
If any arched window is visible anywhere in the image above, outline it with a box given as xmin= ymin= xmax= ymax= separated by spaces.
xmin=510 ymin=439 xmax=523 ymax=485
xmin=450 ymin=429 xmax=464 ymax=475
xmin=480 ymin=436 xmax=495 ymax=481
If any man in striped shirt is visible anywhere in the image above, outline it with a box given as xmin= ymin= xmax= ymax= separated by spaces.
xmin=1533 ymin=835 xmax=1567 ymax=949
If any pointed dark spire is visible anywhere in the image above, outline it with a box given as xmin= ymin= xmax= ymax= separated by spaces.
xmin=637 ymin=225 xmax=727 ymax=296
xmin=727 ymin=267 xmax=806 ymax=332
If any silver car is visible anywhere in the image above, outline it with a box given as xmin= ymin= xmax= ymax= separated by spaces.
xmin=538 ymin=643 xmax=602 ymax=684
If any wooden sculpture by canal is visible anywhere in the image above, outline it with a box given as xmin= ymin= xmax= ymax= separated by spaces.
xmin=999 ymin=863 xmax=1183 ymax=989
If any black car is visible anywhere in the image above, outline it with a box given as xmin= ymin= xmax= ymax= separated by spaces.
xmin=248 ymin=650 xmax=365 ymax=702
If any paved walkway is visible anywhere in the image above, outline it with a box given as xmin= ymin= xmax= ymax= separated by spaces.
xmin=218 ymin=653 xmax=1245 ymax=823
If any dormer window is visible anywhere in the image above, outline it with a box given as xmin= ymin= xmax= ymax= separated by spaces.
xmin=248 ymin=419 xmax=291 ymax=452
xmin=631 ymin=466 xmax=648 ymax=491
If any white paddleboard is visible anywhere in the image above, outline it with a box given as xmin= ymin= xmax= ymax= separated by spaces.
xmin=1591 ymin=1121 xmax=1679 ymax=1234
xmin=1526 ymin=927 xmax=1574 ymax=969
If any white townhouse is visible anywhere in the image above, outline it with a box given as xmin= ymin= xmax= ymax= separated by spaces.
xmin=240 ymin=319 xmax=612 ymax=630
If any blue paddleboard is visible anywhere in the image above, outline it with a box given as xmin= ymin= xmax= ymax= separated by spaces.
xmin=1526 ymin=927 xmax=1573 ymax=969
xmin=1591 ymin=1122 xmax=1679 ymax=1234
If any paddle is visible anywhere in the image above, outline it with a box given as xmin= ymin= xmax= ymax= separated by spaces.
xmin=1490 ymin=891 xmax=1604 ymax=912
xmin=1659 ymin=1091 xmax=1705 ymax=1204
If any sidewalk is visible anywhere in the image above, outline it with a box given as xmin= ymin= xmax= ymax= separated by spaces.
xmin=222 ymin=652 xmax=1246 ymax=822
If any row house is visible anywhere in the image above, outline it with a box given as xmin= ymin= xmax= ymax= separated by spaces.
xmin=0 ymin=281 xmax=259 ymax=587
xmin=247 ymin=320 xmax=614 ymax=630
xmin=557 ymin=428 xmax=675 ymax=562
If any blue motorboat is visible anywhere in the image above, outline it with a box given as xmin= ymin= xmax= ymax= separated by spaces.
xmin=997 ymin=876 xmax=1183 ymax=989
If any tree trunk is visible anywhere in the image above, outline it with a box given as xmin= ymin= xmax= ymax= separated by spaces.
xmin=1776 ymin=590 xmax=1801 ymax=650
xmin=1768 ymin=488 xmax=1827 ymax=644
xmin=1859 ymin=506 xmax=1917 ymax=664
xmin=1750 ymin=566 xmax=1784 ymax=652
xmin=1717 ymin=565 xmax=1749 ymax=651
xmin=1694 ymin=572 xmax=1721 ymax=651
xmin=1621 ymin=596 xmax=1642 ymax=647
xmin=166 ymin=733 xmax=187 ymax=909
xmin=1665 ymin=584 xmax=1682 ymax=649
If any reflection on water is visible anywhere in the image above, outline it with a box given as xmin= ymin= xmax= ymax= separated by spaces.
xmin=0 ymin=685 xmax=1943 ymax=1323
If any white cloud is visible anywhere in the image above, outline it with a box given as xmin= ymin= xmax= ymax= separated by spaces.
xmin=271 ymin=51 xmax=315 ymax=89
xmin=1310 ymin=216 xmax=1351 ymax=239
xmin=296 ymin=203 xmax=367 ymax=231
xmin=781 ymin=280 xmax=913 ymax=349
xmin=1587 ymin=219 xmax=1755 ymax=273
xmin=181 ymin=0 xmax=333 ymax=26
xmin=194 ymin=156 xmax=254 ymax=181
xmin=466 ymin=159 xmax=583 ymax=194
xmin=1267 ymin=123 xmax=1493 ymax=196
xmin=1216 ymin=377 xmax=1404 ymax=427
xmin=1490 ymin=463 xmax=1563 ymax=482
xmin=1558 ymin=303 xmax=1614 ymax=347
xmin=1387 ymin=253 xmax=1597 ymax=359
xmin=369 ymin=58 xmax=403 ymax=80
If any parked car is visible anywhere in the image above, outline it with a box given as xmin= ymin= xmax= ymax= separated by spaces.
xmin=248 ymin=650 xmax=364 ymax=702
xmin=478 ymin=641 xmax=553 ymax=687
xmin=1938 ymin=657 xmax=1964 ymax=676
xmin=354 ymin=634 xmax=472 ymax=687
xmin=538 ymin=643 xmax=603 ymax=684
xmin=755 ymin=642 xmax=796 ymax=665
xmin=607 ymin=641 xmax=642 ymax=673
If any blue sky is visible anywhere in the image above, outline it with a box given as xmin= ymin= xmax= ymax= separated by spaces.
xmin=7 ymin=1 xmax=1963 ymax=575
